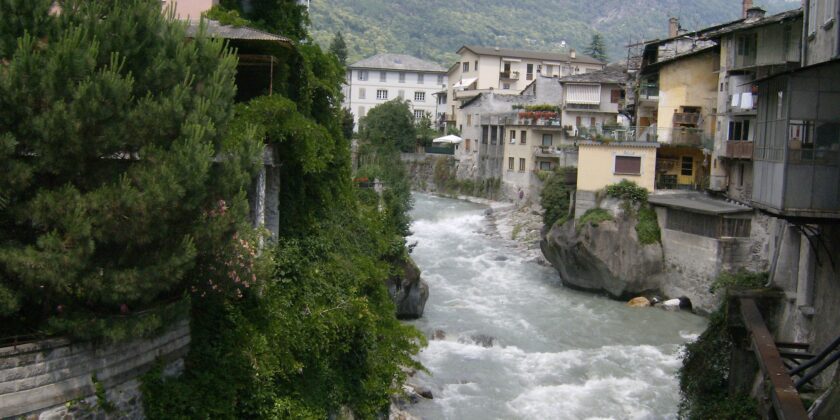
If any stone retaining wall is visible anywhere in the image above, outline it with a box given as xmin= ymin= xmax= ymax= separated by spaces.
xmin=0 ymin=319 xmax=190 ymax=419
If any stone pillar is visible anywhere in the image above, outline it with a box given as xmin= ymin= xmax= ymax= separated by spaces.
xmin=771 ymin=223 xmax=801 ymax=292
xmin=250 ymin=167 xmax=266 ymax=229
xmin=796 ymin=231 xmax=815 ymax=311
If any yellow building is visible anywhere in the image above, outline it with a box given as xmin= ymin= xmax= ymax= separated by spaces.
xmin=576 ymin=142 xmax=659 ymax=192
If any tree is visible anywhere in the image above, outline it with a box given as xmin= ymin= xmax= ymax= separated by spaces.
xmin=415 ymin=111 xmax=437 ymax=148
xmin=359 ymin=99 xmax=417 ymax=153
xmin=329 ymin=31 xmax=348 ymax=66
xmin=585 ymin=32 xmax=608 ymax=62
xmin=220 ymin=0 xmax=309 ymax=40
xmin=0 ymin=0 xmax=261 ymax=338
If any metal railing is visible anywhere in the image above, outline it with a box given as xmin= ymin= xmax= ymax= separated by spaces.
xmin=500 ymin=71 xmax=520 ymax=80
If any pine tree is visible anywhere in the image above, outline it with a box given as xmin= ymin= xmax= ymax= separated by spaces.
xmin=329 ymin=31 xmax=348 ymax=66
xmin=585 ymin=32 xmax=609 ymax=62
xmin=0 ymin=0 xmax=261 ymax=337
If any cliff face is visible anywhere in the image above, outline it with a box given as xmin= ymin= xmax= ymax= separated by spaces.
xmin=541 ymin=210 xmax=664 ymax=299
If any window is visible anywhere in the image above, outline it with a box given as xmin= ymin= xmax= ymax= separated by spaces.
xmin=738 ymin=163 xmax=745 ymax=187
xmin=482 ymin=125 xmax=489 ymax=144
xmin=466 ymin=114 xmax=472 ymax=126
xmin=508 ymin=157 xmax=515 ymax=170
xmin=808 ymin=0 xmax=817 ymax=34
xmin=521 ymin=130 xmax=527 ymax=144
xmin=417 ymin=73 xmax=424 ymax=84
xmin=414 ymin=92 xmax=426 ymax=102
xmin=526 ymin=64 xmax=534 ymax=80
xmin=610 ymin=89 xmax=621 ymax=103
xmin=358 ymin=70 xmax=368 ymax=81
xmin=379 ymin=71 xmax=387 ymax=82
xmin=465 ymin=139 xmax=470 ymax=151
xmin=542 ymin=134 xmax=552 ymax=146
xmin=519 ymin=158 xmax=526 ymax=171
xmin=398 ymin=90 xmax=405 ymax=99
xmin=437 ymin=75 xmax=444 ymax=84
xmin=463 ymin=62 xmax=469 ymax=72
xmin=474 ymin=60 xmax=478 ymax=71
xmin=614 ymin=156 xmax=642 ymax=175
xmin=358 ymin=88 xmax=366 ymax=99
xmin=414 ymin=110 xmax=425 ymax=119
xmin=358 ymin=106 xmax=366 ymax=118
xmin=590 ymin=117 xmax=596 ymax=127
xmin=490 ymin=125 xmax=498 ymax=144
xmin=545 ymin=65 xmax=554 ymax=76
xmin=399 ymin=72 xmax=406 ymax=83
xmin=681 ymin=156 xmax=694 ymax=176
xmin=376 ymin=89 xmax=388 ymax=100
xmin=728 ymin=120 xmax=751 ymax=141
xmin=510 ymin=130 xmax=516 ymax=143
xmin=503 ymin=83 xmax=511 ymax=90
xmin=576 ymin=116 xmax=582 ymax=127
xmin=539 ymin=161 xmax=552 ymax=171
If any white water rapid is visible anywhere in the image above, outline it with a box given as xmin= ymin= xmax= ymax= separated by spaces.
xmin=405 ymin=193 xmax=707 ymax=420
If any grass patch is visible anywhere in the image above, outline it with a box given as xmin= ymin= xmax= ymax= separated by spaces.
xmin=577 ymin=208 xmax=613 ymax=231
xmin=635 ymin=207 xmax=661 ymax=245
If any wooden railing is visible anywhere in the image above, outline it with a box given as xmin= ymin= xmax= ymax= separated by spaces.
xmin=725 ymin=141 xmax=754 ymax=159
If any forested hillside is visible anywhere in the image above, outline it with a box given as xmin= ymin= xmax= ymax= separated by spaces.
xmin=311 ymin=0 xmax=797 ymax=65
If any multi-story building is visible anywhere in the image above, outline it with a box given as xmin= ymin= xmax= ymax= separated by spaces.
xmin=344 ymin=54 xmax=447 ymax=130
xmin=558 ymin=66 xmax=627 ymax=144
xmin=704 ymin=7 xmax=803 ymax=202
xmin=446 ymin=45 xmax=605 ymax=128
xmin=161 ymin=0 xmax=218 ymax=20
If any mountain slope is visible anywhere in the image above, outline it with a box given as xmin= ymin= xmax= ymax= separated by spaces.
xmin=310 ymin=0 xmax=797 ymax=65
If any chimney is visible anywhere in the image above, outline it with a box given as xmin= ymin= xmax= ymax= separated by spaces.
xmin=668 ymin=17 xmax=680 ymax=38
xmin=742 ymin=0 xmax=753 ymax=19
xmin=745 ymin=6 xmax=766 ymax=21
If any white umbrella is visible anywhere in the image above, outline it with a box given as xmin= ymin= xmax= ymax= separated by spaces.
xmin=432 ymin=134 xmax=464 ymax=144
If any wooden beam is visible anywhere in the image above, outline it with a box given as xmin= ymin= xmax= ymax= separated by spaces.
xmin=739 ymin=298 xmax=809 ymax=420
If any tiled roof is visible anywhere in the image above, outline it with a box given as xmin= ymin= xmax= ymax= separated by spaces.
xmin=349 ymin=54 xmax=446 ymax=72
xmin=559 ymin=64 xmax=627 ymax=84
xmin=459 ymin=45 xmax=604 ymax=65
xmin=185 ymin=20 xmax=292 ymax=44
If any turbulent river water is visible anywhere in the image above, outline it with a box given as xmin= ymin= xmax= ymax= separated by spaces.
xmin=404 ymin=193 xmax=708 ymax=420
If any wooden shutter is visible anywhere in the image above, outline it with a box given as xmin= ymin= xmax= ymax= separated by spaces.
xmin=614 ymin=156 xmax=642 ymax=174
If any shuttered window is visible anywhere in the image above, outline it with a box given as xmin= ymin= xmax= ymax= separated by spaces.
xmin=611 ymin=89 xmax=621 ymax=103
xmin=566 ymin=84 xmax=601 ymax=104
xmin=614 ymin=156 xmax=642 ymax=175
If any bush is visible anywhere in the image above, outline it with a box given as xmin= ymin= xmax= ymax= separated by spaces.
xmin=577 ymin=208 xmax=613 ymax=230
xmin=635 ymin=207 xmax=661 ymax=245
xmin=605 ymin=179 xmax=649 ymax=203
xmin=710 ymin=270 xmax=768 ymax=294
xmin=540 ymin=167 xmax=573 ymax=226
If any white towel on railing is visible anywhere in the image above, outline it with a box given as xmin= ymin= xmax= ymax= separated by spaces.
xmin=731 ymin=94 xmax=740 ymax=108
xmin=740 ymin=92 xmax=754 ymax=110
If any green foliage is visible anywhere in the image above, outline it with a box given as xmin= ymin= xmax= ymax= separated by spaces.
xmin=710 ymin=270 xmax=768 ymax=294
xmin=635 ymin=207 xmax=661 ymax=245
xmin=359 ymin=99 xmax=418 ymax=153
xmin=92 ymin=374 xmax=116 ymax=413
xmin=220 ymin=0 xmax=310 ymax=41
xmin=203 ymin=5 xmax=251 ymax=27
xmin=415 ymin=112 xmax=437 ymax=149
xmin=540 ymin=167 xmax=573 ymax=226
xmin=308 ymin=0 xmax=792 ymax=65
xmin=577 ymin=208 xmax=613 ymax=230
xmin=605 ymin=179 xmax=649 ymax=203
xmin=678 ymin=303 xmax=758 ymax=419
xmin=585 ymin=32 xmax=608 ymax=62
xmin=329 ymin=31 xmax=349 ymax=66
xmin=431 ymin=158 xmax=500 ymax=199
xmin=0 ymin=0 xmax=260 ymax=339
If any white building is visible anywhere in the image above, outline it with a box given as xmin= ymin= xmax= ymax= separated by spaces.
xmin=344 ymin=54 xmax=448 ymax=130
xmin=161 ymin=0 xmax=218 ymax=20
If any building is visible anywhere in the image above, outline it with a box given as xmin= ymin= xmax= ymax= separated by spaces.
xmin=161 ymin=0 xmax=218 ymax=20
xmin=704 ymin=7 xmax=803 ymax=203
xmin=344 ymin=54 xmax=447 ymax=130
xmin=446 ymin=45 xmax=605 ymax=128
xmin=558 ymin=65 xmax=627 ymax=144
xmin=574 ymin=142 xmax=659 ymax=217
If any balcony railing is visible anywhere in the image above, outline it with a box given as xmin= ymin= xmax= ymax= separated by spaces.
xmin=500 ymin=71 xmax=520 ymax=80
xmin=533 ymin=145 xmax=577 ymax=158
xmin=634 ymin=126 xmax=713 ymax=149
xmin=639 ymin=84 xmax=659 ymax=101
xmin=724 ymin=141 xmax=754 ymax=159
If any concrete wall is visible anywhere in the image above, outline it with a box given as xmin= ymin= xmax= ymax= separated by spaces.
xmin=576 ymin=144 xmax=657 ymax=192
xmin=805 ymin=0 xmax=839 ymax=65
xmin=0 ymin=319 xmax=190 ymax=419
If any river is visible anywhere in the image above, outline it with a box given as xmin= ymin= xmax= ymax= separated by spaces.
xmin=404 ymin=193 xmax=707 ymax=420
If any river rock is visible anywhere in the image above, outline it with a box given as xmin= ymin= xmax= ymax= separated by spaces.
xmin=431 ymin=329 xmax=446 ymax=340
xmin=540 ymin=209 xmax=664 ymax=299
xmin=387 ymin=257 xmax=429 ymax=319
xmin=627 ymin=296 xmax=651 ymax=308
xmin=414 ymin=385 xmax=434 ymax=399
xmin=459 ymin=334 xmax=495 ymax=347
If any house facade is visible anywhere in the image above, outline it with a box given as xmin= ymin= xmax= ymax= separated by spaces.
xmin=344 ymin=54 xmax=447 ymax=130
xmin=162 ymin=0 xmax=218 ymax=20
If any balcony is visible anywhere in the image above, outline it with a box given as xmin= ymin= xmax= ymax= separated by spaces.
xmin=500 ymin=71 xmax=520 ymax=80
xmin=533 ymin=145 xmax=577 ymax=158
xmin=638 ymin=84 xmax=659 ymax=102
xmin=673 ymin=112 xmax=701 ymax=125
xmin=723 ymin=141 xmax=754 ymax=159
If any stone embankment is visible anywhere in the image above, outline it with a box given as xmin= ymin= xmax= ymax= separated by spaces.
xmin=0 ymin=319 xmax=189 ymax=419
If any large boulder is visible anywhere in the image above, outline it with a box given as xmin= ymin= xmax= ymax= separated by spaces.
xmin=387 ymin=257 xmax=429 ymax=319
xmin=540 ymin=209 xmax=664 ymax=300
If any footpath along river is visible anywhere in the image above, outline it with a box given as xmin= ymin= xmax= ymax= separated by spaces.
xmin=404 ymin=193 xmax=707 ymax=420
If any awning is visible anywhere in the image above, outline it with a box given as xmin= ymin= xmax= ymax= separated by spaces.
xmin=502 ymin=57 xmax=522 ymax=62
xmin=432 ymin=134 xmax=464 ymax=144
xmin=452 ymin=78 xmax=477 ymax=89
xmin=565 ymin=84 xmax=601 ymax=105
